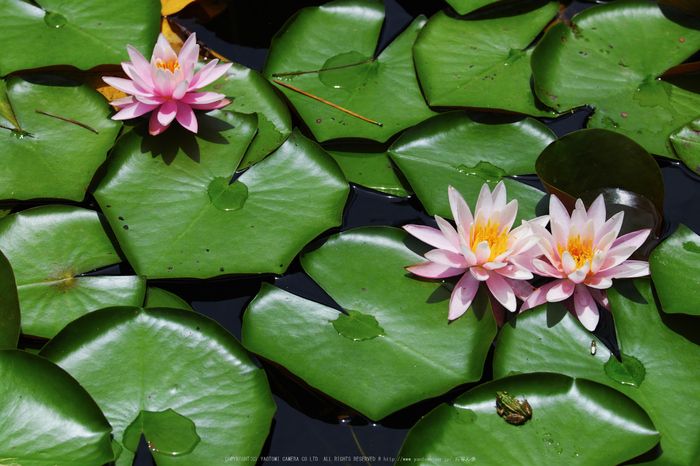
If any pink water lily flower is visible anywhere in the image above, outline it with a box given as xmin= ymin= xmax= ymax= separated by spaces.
xmin=103 ymin=33 xmax=232 ymax=135
xmin=521 ymin=194 xmax=651 ymax=331
xmin=403 ymin=182 xmax=546 ymax=321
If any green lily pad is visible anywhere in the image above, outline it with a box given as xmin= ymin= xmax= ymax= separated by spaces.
xmin=145 ymin=287 xmax=193 ymax=311
xmin=263 ymin=0 xmax=437 ymax=142
xmin=0 ymin=205 xmax=146 ymax=338
xmin=242 ymin=227 xmax=497 ymax=421
xmin=0 ymin=250 xmax=20 ymax=349
xmin=413 ymin=0 xmax=558 ymax=116
xmin=325 ymin=142 xmax=411 ymax=196
xmin=445 ymin=0 xmax=501 ymax=15
xmin=93 ymin=115 xmax=349 ymax=278
xmin=650 ymin=224 xmax=700 ymax=315
xmin=0 ymin=0 xmax=160 ymax=75
xmin=398 ymin=373 xmax=658 ymax=465
xmin=670 ymin=117 xmax=700 ymax=175
xmin=493 ymin=279 xmax=700 ymax=465
xmin=531 ymin=1 xmax=700 ymax=158
xmin=201 ymin=62 xmax=292 ymax=169
xmin=0 ymin=75 xmax=122 ymax=201
xmin=0 ymin=349 xmax=114 ymax=465
xmin=388 ymin=111 xmax=554 ymax=223
xmin=40 ymin=307 xmax=276 ymax=466
xmin=536 ymin=128 xmax=664 ymax=221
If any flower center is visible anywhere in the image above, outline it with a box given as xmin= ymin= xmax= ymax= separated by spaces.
xmin=470 ymin=220 xmax=509 ymax=262
xmin=558 ymin=235 xmax=595 ymax=271
xmin=156 ymin=59 xmax=180 ymax=73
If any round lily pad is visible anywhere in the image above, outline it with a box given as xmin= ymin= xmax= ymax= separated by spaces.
xmin=398 ymin=373 xmax=659 ymax=465
xmin=201 ymin=62 xmax=292 ymax=169
xmin=0 ymin=349 xmax=114 ymax=465
xmin=263 ymin=0 xmax=437 ymax=142
xmin=0 ymin=0 xmax=160 ymax=75
xmin=650 ymin=224 xmax=700 ymax=315
xmin=0 ymin=75 xmax=122 ymax=201
xmin=0 ymin=205 xmax=146 ymax=338
xmin=493 ymin=279 xmax=700 ymax=465
xmin=40 ymin=307 xmax=276 ymax=466
xmin=413 ymin=1 xmax=558 ymax=116
xmin=144 ymin=287 xmax=193 ymax=311
xmin=93 ymin=114 xmax=349 ymax=278
xmin=388 ymin=111 xmax=554 ymax=223
xmin=242 ymin=227 xmax=497 ymax=421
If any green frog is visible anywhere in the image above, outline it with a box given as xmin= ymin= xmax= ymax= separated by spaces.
xmin=495 ymin=391 xmax=532 ymax=425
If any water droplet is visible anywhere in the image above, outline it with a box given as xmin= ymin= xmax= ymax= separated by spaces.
xmin=454 ymin=161 xmax=507 ymax=182
xmin=604 ymin=352 xmax=646 ymax=387
xmin=332 ymin=310 xmax=385 ymax=341
xmin=44 ymin=12 xmax=67 ymax=28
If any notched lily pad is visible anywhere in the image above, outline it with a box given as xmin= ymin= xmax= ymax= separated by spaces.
xmin=332 ymin=309 xmax=385 ymax=341
xmin=263 ymin=0 xmax=437 ymax=142
xmin=670 ymin=117 xmax=700 ymax=175
xmin=604 ymin=353 xmax=646 ymax=388
xmin=122 ymin=409 xmax=201 ymax=456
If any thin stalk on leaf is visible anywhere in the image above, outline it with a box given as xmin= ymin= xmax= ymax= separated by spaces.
xmin=0 ymin=124 xmax=33 ymax=138
xmin=273 ymin=80 xmax=382 ymax=127
xmin=35 ymin=110 xmax=99 ymax=134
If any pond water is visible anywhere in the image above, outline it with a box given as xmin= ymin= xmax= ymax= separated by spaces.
xmin=110 ymin=0 xmax=700 ymax=464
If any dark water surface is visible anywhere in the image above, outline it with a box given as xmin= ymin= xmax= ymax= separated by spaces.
xmin=129 ymin=0 xmax=700 ymax=464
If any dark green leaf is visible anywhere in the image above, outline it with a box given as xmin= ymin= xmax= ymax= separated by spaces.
xmin=388 ymin=112 xmax=553 ymax=223
xmin=0 ymin=75 xmax=122 ymax=201
xmin=144 ymin=287 xmax=193 ymax=311
xmin=413 ymin=1 xmax=558 ymax=116
xmin=0 ymin=205 xmax=145 ymax=338
xmin=93 ymin=118 xmax=349 ymax=278
xmin=243 ymin=227 xmax=497 ymax=420
xmin=650 ymin=223 xmax=700 ymax=315
xmin=0 ymin=250 xmax=20 ymax=349
xmin=0 ymin=349 xmax=114 ymax=465
xmin=263 ymin=0 xmax=437 ymax=142
xmin=670 ymin=117 xmax=700 ymax=175
xmin=40 ymin=307 xmax=276 ymax=466
xmin=398 ymin=373 xmax=659 ymax=465
xmin=0 ymin=0 xmax=160 ymax=75
xmin=493 ymin=279 xmax=700 ymax=465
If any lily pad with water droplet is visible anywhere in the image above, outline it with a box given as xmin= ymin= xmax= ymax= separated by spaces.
xmin=93 ymin=113 xmax=349 ymax=279
xmin=263 ymin=0 xmax=437 ymax=142
xmin=650 ymin=223 xmax=700 ymax=316
xmin=0 ymin=0 xmax=160 ymax=75
xmin=493 ymin=279 xmax=700 ymax=465
xmin=531 ymin=1 xmax=700 ymax=158
xmin=388 ymin=111 xmax=554 ymax=223
xmin=0 ymin=349 xmax=114 ymax=465
xmin=40 ymin=307 xmax=276 ymax=466
xmin=413 ymin=0 xmax=558 ymax=116
xmin=243 ymin=226 xmax=497 ymax=421
xmin=0 ymin=251 xmax=20 ymax=349
xmin=670 ymin=117 xmax=700 ymax=175
xmin=398 ymin=373 xmax=659 ymax=465
xmin=0 ymin=75 xmax=122 ymax=201
xmin=603 ymin=353 xmax=646 ymax=388
xmin=0 ymin=205 xmax=146 ymax=339
xmin=200 ymin=62 xmax=292 ymax=169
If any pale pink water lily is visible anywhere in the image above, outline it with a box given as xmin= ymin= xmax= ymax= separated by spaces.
xmin=521 ymin=194 xmax=651 ymax=331
xmin=103 ymin=33 xmax=232 ymax=135
xmin=403 ymin=182 xmax=546 ymax=321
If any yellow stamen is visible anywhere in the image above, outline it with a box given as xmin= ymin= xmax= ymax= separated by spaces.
xmin=157 ymin=59 xmax=180 ymax=73
xmin=558 ymin=235 xmax=595 ymax=272
xmin=470 ymin=220 xmax=509 ymax=262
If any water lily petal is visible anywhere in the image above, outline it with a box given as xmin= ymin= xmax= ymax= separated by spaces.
xmin=590 ymin=249 xmax=607 ymax=275
xmin=112 ymin=100 xmax=159 ymax=120
xmin=549 ymin=195 xmax=571 ymax=233
xmin=595 ymin=260 xmax=650 ymax=279
xmin=449 ymin=273 xmax=479 ymax=320
xmin=594 ymin=211 xmax=624 ymax=246
xmin=551 ymin=220 xmax=569 ymax=257
xmin=178 ymin=33 xmax=200 ymax=70
xmin=152 ymin=33 xmax=177 ymax=63
xmin=148 ymin=110 xmax=169 ymax=135
xmin=485 ymin=270 xmax=516 ymax=312
xmin=474 ymin=183 xmax=493 ymax=218
xmin=424 ymin=249 xmax=468 ymax=268
xmin=180 ymin=91 xmax=228 ymax=105
xmin=405 ymin=261 xmax=464 ymax=279
xmin=403 ymin=225 xmax=454 ymax=251
xmin=434 ymin=216 xmax=460 ymax=253
xmin=135 ymin=95 xmax=167 ymax=106
xmin=156 ymin=99 xmax=177 ymax=127
xmin=533 ymin=258 xmax=563 ymax=278
xmin=546 ymin=279 xmax=575 ymax=302
xmin=589 ymin=287 xmax=610 ymax=310
xmin=493 ymin=263 xmax=533 ymax=280
xmin=571 ymin=198 xmax=588 ymax=231
xmin=583 ymin=276 xmax=613 ymax=289
xmin=573 ymin=284 xmax=599 ymax=331
xmin=498 ymin=199 xmax=518 ymax=233
xmin=153 ymin=68 xmax=177 ymax=97
xmin=474 ymin=241 xmax=491 ymax=265
xmin=561 ymin=250 xmax=578 ymax=276
xmin=567 ymin=260 xmax=589 ymax=284
xmin=172 ymin=80 xmax=189 ymax=101
xmin=587 ymin=194 xmax=606 ymax=232
xmin=102 ymin=76 xmax=152 ymax=98
xmin=111 ymin=95 xmax=136 ymax=108
xmin=507 ymin=277 xmax=535 ymax=301
xmin=175 ymin=101 xmax=198 ymax=133
xmin=470 ymin=266 xmax=490 ymax=281
xmin=122 ymin=63 xmax=153 ymax=92
xmin=448 ymin=185 xmax=473 ymax=228
xmin=126 ymin=45 xmax=153 ymax=86
xmin=482 ymin=261 xmax=508 ymax=271
xmin=458 ymin=237 xmax=478 ymax=267
xmin=520 ymin=280 xmax=559 ymax=312
xmin=190 ymin=61 xmax=233 ymax=91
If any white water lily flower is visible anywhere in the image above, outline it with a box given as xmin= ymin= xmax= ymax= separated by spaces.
xmin=403 ymin=182 xmax=546 ymax=321
xmin=521 ymin=194 xmax=651 ymax=331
